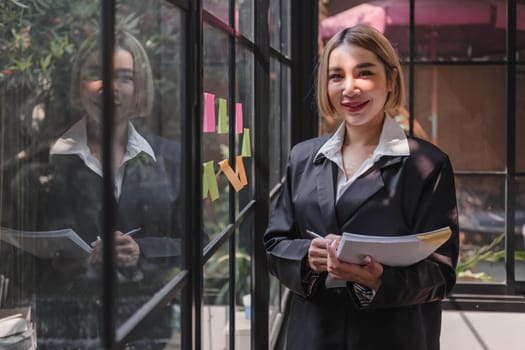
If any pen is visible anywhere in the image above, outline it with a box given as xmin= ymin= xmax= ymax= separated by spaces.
xmin=90 ymin=227 xmax=142 ymax=246
xmin=306 ymin=229 xmax=323 ymax=239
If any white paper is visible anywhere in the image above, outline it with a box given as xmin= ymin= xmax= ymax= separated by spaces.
xmin=0 ymin=226 xmax=93 ymax=259
xmin=326 ymin=226 xmax=452 ymax=288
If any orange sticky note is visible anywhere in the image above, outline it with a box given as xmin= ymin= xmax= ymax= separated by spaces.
xmin=235 ymin=103 xmax=243 ymax=134
xmin=203 ymin=93 xmax=216 ymax=133
xmin=216 ymin=156 xmax=248 ymax=192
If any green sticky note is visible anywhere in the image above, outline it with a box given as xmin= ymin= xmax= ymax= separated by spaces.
xmin=241 ymin=128 xmax=251 ymax=157
xmin=217 ymin=98 xmax=228 ymax=134
xmin=202 ymin=161 xmax=219 ymax=201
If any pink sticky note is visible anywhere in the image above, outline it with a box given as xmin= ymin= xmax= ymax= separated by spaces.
xmin=203 ymin=92 xmax=216 ymax=133
xmin=235 ymin=103 xmax=243 ymax=134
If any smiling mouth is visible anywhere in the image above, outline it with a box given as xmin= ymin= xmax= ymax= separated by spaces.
xmin=342 ymin=100 xmax=369 ymax=112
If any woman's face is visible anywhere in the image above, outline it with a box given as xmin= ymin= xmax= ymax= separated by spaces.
xmin=79 ymin=48 xmax=136 ymax=125
xmin=327 ymin=43 xmax=392 ymax=128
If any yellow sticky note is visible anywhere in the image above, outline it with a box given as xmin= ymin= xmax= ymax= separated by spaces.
xmin=217 ymin=98 xmax=228 ymax=134
xmin=241 ymin=128 xmax=251 ymax=157
xmin=202 ymin=161 xmax=219 ymax=201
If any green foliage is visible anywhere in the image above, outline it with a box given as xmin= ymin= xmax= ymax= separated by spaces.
xmin=204 ymin=250 xmax=251 ymax=306
xmin=456 ymin=233 xmax=525 ymax=281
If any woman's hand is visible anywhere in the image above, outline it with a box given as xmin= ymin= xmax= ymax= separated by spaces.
xmin=307 ymin=233 xmax=340 ymax=272
xmin=327 ymin=239 xmax=383 ymax=290
xmin=89 ymin=231 xmax=141 ymax=267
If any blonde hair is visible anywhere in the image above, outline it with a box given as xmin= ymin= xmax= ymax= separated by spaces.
xmin=70 ymin=31 xmax=154 ymax=118
xmin=317 ymin=24 xmax=405 ymax=119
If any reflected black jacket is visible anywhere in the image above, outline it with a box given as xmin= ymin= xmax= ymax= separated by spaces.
xmin=264 ymin=135 xmax=459 ymax=350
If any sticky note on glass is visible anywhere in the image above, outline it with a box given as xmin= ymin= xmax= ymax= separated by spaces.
xmin=217 ymin=156 xmax=248 ymax=192
xmin=202 ymin=161 xmax=219 ymax=201
xmin=217 ymin=98 xmax=228 ymax=134
xmin=235 ymin=103 xmax=243 ymax=134
xmin=203 ymin=93 xmax=216 ymax=133
xmin=241 ymin=128 xmax=251 ymax=157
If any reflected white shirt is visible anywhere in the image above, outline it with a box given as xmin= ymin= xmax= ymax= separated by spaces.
xmin=49 ymin=117 xmax=156 ymax=199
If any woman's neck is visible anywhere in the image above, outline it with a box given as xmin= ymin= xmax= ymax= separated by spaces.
xmin=343 ymin=115 xmax=384 ymax=147
xmin=86 ymin=117 xmax=128 ymax=165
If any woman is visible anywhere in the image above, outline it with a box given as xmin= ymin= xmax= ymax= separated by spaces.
xmin=5 ymin=31 xmax=181 ymax=350
xmin=264 ymin=25 xmax=459 ymax=350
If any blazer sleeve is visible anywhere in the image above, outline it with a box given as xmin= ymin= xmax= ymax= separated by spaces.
xmin=367 ymin=153 xmax=459 ymax=309
xmin=264 ymin=148 xmax=313 ymax=298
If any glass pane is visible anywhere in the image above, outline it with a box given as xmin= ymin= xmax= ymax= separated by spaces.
xmin=0 ymin=1 xmax=185 ymax=348
xmin=114 ymin=1 xmax=184 ymax=347
xmin=456 ymin=175 xmax=506 ymax=283
xmin=516 ymin=178 xmax=525 ymax=281
xmin=280 ymin=0 xmax=291 ymax=56
xmin=0 ymin=2 xmax=104 ymax=349
xmin=518 ymin=66 xmax=525 ymax=172
xmin=202 ymin=243 xmax=231 ymax=350
xmin=236 ymin=0 xmax=254 ymax=41
xmin=269 ymin=58 xmax=281 ymax=189
xmin=235 ymin=214 xmax=253 ymax=349
xmin=236 ymin=43 xmax=254 ymax=207
xmin=203 ymin=0 xmax=229 ymax=24
xmin=203 ymin=24 xmax=230 ymax=239
xmin=415 ymin=0 xmax=506 ymax=61
xmin=319 ymin=0 xmax=512 ymax=61
xmin=414 ymin=65 xmax=505 ymax=171
xmin=269 ymin=0 xmax=280 ymax=51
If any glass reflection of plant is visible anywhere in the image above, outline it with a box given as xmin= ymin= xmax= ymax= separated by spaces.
xmin=204 ymin=250 xmax=251 ymax=306
xmin=457 ymin=233 xmax=525 ymax=282
xmin=1 ymin=0 xmax=181 ymax=162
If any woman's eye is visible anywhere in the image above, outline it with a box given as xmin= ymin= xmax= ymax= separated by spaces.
xmin=116 ymin=72 xmax=134 ymax=83
xmin=82 ymin=68 xmax=102 ymax=81
xmin=358 ymin=70 xmax=373 ymax=78
xmin=328 ymin=74 xmax=343 ymax=80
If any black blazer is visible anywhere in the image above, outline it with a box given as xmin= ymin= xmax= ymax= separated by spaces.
xmin=264 ymin=135 xmax=459 ymax=350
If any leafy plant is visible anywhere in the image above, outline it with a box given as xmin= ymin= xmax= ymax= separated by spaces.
xmin=456 ymin=233 xmax=525 ymax=281
xmin=204 ymin=250 xmax=251 ymax=306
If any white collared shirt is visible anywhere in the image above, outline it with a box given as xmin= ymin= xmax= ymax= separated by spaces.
xmin=49 ymin=117 xmax=156 ymax=199
xmin=315 ymin=114 xmax=410 ymax=202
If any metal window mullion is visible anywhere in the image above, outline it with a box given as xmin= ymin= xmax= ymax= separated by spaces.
xmin=101 ymin=1 xmax=116 ymax=349
xmin=228 ymin=1 xmax=237 ymax=348
xmin=182 ymin=1 xmax=203 ymax=349
xmin=408 ymin=0 xmax=415 ymax=136
xmin=505 ymin=0 xmax=517 ymax=293
xmin=253 ymin=0 xmax=270 ymax=349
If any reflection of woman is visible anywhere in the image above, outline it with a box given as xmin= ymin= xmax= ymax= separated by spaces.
xmin=7 ymin=31 xmax=181 ymax=349
xmin=264 ymin=25 xmax=459 ymax=350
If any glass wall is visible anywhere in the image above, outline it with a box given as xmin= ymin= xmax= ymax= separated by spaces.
xmin=2 ymin=0 xmax=294 ymax=348
xmin=0 ymin=0 xmax=186 ymax=348
xmin=318 ymin=0 xmax=525 ymax=297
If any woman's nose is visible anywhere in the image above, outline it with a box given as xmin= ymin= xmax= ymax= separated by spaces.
xmin=343 ymin=77 xmax=359 ymax=96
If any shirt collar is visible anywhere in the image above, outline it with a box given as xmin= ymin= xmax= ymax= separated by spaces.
xmin=49 ymin=117 xmax=157 ymax=163
xmin=314 ymin=114 xmax=410 ymax=164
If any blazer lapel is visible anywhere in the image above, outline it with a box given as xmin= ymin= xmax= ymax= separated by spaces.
xmin=336 ymin=156 xmax=405 ymax=228
xmin=315 ymin=158 xmax=341 ymax=234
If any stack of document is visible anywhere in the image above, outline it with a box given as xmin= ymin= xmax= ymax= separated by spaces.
xmin=326 ymin=226 xmax=451 ymax=288
xmin=0 ymin=227 xmax=93 ymax=259
xmin=336 ymin=226 xmax=452 ymax=266
xmin=0 ymin=307 xmax=35 ymax=350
